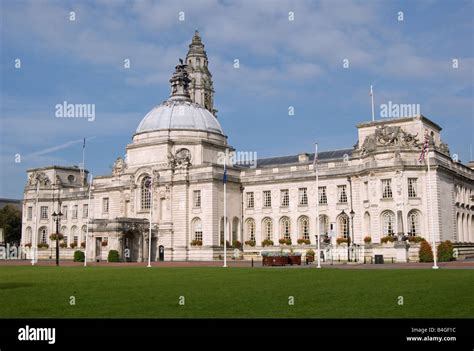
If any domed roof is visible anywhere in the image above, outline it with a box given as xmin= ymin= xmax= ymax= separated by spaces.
xmin=136 ymin=100 xmax=223 ymax=135
xmin=135 ymin=59 xmax=224 ymax=136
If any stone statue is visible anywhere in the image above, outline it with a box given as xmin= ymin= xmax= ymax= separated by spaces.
xmin=28 ymin=171 xmax=51 ymax=187
xmin=360 ymin=126 xmax=420 ymax=155
xmin=112 ymin=157 xmax=127 ymax=176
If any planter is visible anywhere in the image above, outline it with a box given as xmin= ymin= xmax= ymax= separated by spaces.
xmin=288 ymin=255 xmax=301 ymax=265
xmin=306 ymin=255 xmax=314 ymax=263
xmin=262 ymin=256 xmax=288 ymax=266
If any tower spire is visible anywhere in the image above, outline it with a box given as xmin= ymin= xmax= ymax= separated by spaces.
xmin=185 ymin=31 xmax=216 ymax=115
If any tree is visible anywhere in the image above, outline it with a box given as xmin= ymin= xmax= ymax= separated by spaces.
xmin=0 ymin=205 xmax=22 ymax=244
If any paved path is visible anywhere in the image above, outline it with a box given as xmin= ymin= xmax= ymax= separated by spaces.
xmin=1 ymin=259 xmax=473 ymax=269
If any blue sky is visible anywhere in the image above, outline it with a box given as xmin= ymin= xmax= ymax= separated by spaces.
xmin=1 ymin=0 xmax=473 ymax=198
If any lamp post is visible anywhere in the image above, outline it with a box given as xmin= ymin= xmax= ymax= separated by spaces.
xmin=341 ymin=209 xmax=350 ymax=262
xmin=350 ymin=209 xmax=355 ymax=262
xmin=146 ymin=176 xmax=153 ymax=268
xmin=52 ymin=200 xmax=63 ymax=267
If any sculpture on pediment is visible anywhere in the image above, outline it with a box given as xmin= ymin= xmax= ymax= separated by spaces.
xmin=360 ymin=125 xmax=420 ymax=156
xmin=439 ymin=141 xmax=450 ymax=155
xmin=28 ymin=171 xmax=51 ymax=187
xmin=112 ymin=157 xmax=127 ymax=176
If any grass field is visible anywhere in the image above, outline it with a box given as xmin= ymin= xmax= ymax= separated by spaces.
xmin=0 ymin=266 xmax=473 ymax=318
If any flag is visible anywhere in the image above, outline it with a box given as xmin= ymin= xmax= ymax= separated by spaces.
xmin=83 ymin=137 xmax=86 ymax=149
xmin=418 ymin=130 xmax=430 ymax=163
xmin=223 ymin=168 xmax=227 ymax=184
xmin=369 ymin=85 xmax=373 ymax=96
xmin=313 ymin=143 xmax=318 ymax=168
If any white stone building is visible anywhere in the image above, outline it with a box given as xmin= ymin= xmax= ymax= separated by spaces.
xmin=21 ymin=32 xmax=474 ymax=262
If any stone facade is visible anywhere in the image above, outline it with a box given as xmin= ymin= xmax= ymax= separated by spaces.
xmin=20 ymin=33 xmax=474 ymax=262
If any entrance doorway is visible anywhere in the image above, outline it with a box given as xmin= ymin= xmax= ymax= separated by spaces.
xmin=95 ymin=237 xmax=102 ymax=262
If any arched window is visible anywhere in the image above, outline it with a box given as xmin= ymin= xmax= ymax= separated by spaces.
xmin=381 ymin=211 xmax=395 ymax=236
xmin=364 ymin=212 xmax=371 ymax=236
xmin=232 ymin=217 xmax=239 ymax=242
xmin=246 ymin=219 xmax=256 ymax=241
xmin=141 ymin=176 xmax=151 ymax=210
xmin=39 ymin=227 xmax=48 ymax=244
xmin=262 ymin=218 xmax=273 ymax=241
xmin=298 ymin=216 xmax=310 ymax=240
xmin=338 ymin=214 xmax=349 ymax=238
xmin=319 ymin=215 xmax=329 ymax=235
xmin=280 ymin=217 xmax=291 ymax=240
xmin=61 ymin=226 xmax=68 ymax=246
xmin=25 ymin=227 xmax=32 ymax=244
xmin=407 ymin=210 xmax=420 ymax=236
xmin=220 ymin=217 xmax=228 ymax=245
xmin=71 ymin=226 xmax=78 ymax=246
xmin=81 ymin=225 xmax=87 ymax=243
xmin=192 ymin=218 xmax=202 ymax=241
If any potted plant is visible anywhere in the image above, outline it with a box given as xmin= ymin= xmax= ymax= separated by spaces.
xmin=364 ymin=236 xmax=372 ymax=244
xmin=261 ymin=239 xmax=274 ymax=247
xmin=232 ymin=240 xmax=242 ymax=249
xmin=279 ymin=238 xmax=292 ymax=245
xmin=49 ymin=233 xmax=64 ymax=241
xmin=101 ymin=240 xmax=108 ymax=247
xmin=381 ymin=236 xmax=395 ymax=244
xmin=59 ymin=242 xmax=67 ymax=248
xmin=24 ymin=243 xmax=32 ymax=248
xmin=70 ymin=242 xmax=77 ymax=249
xmin=80 ymin=241 xmax=86 ymax=248
xmin=191 ymin=239 xmax=203 ymax=246
xmin=297 ymin=239 xmax=311 ymax=245
xmin=37 ymin=243 xmax=49 ymax=249
xmin=244 ymin=240 xmax=256 ymax=247
xmin=336 ymin=237 xmax=348 ymax=245
xmin=306 ymin=249 xmax=315 ymax=263
xmin=408 ymin=236 xmax=424 ymax=244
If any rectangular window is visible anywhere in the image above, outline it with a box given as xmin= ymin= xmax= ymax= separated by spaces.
xmin=408 ymin=178 xmax=417 ymax=198
xmin=263 ymin=191 xmax=272 ymax=208
xmin=72 ymin=205 xmax=78 ymax=219
xmin=193 ymin=190 xmax=201 ymax=208
xmin=62 ymin=205 xmax=68 ymax=219
xmin=40 ymin=206 xmax=48 ymax=219
xmin=83 ymin=204 xmax=88 ymax=218
xmin=102 ymin=198 xmax=109 ymax=213
xmin=246 ymin=192 xmax=255 ymax=208
xmin=280 ymin=189 xmax=289 ymax=207
xmin=364 ymin=181 xmax=369 ymax=201
xmin=27 ymin=206 xmax=33 ymax=220
xmin=338 ymin=185 xmax=348 ymax=203
xmin=298 ymin=188 xmax=308 ymax=206
xmin=318 ymin=186 xmax=327 ymax=204
xmin=382 ymin=179 xmax=393 ymax=199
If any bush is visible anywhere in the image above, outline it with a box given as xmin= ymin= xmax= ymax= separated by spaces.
xmin=261 ymin=239 xmax=274 ymax=247
xmin=244 ymin=240 xmax=256 ymax=247
xmin=336 ymin=237 xmax=348 ymax=245
xmin=297 ymin=239 xmax=311 ymax=245
xmin=107 ymin=250 xmax=120 ymax=262
xmin=364 ymin=236 xmax=372 ymax=244
xmin=381 ymin=236 xmax=395 ymax=244
xmin=408 ymin=236 xmax=424 ymax=243
xmin=437 ymin=240 xmax=454 ymax=262
xmin=418 ymin=240 xmax=434 ymax=262
xmin=191 ymin=239 xmax=202 ymax=246
xmin=73 ymin=250 xmax=85 ymax=262
xmin=306 ymin=249 xmax=315 ymax=257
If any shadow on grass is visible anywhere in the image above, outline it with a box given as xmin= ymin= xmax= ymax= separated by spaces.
xmin=0 ymin=283 xmax=34 ymax=290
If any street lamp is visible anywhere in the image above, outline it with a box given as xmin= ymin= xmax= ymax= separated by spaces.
xmin=350 ymin=209 xmax=355 ymax=262
xmin=52 ymin=204 xmax=63 ymax=267
xmin=341 ymin=209 xmax=350 ymax=262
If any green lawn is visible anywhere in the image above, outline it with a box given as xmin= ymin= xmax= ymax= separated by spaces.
xmin=0 ymin=266 xmax=473 ymax=318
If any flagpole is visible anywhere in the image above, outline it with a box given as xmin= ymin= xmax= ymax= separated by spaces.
xmin=370 ymin=85 xmax=375 ymax=122
xmin=84 ymin=174 xmax=92 ymax=267
xmin=426 ymin=149 xmax=439 ymax=269
xmin=81 ymin=138 xmax=86 ymax=186
xmin=315 ymin=143 xmax=321 ymax=269
xmin=223 ymin=155 xmax=227 ymax=268
xmin=147 ymin=175 xmax=153 ymax=268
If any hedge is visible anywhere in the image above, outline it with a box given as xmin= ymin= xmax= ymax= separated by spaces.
xmin=107 ymin=250 xmax=120 ymax=262
xmin=73 ymin=250 xmax=85 ymax=262
xmin=418 ymin=240 xmax=433 ymax=262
